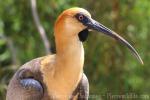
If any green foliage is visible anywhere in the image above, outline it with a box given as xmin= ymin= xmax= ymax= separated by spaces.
xmin=0 ymin=0 xmax=149 ymax=99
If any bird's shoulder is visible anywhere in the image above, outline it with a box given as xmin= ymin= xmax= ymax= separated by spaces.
xmin=19 ymin=54 xmax=56 ymax=73
xmin=40 ymin=54 xmax=56 ymax=69
xmin=13 ymin=54 xmax=56 ymax=84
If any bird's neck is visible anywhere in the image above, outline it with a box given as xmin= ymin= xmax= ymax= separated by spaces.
xmin=55 ymin=35 xmax=84 ymax=73
xmin=54 ymin=34 xmax=84 ymax=88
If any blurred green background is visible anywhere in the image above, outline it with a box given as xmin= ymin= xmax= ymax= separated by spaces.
xmin=0 ymin=0 xmax=150 ymax=99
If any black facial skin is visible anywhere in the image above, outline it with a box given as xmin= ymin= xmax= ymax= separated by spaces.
xmin=78 ymin=29 xmax=89 ymax=42
xmin=75 ymin=13 xmax=90 ymax=25
xmin=75 ymin=13 xmax=90 ymax=42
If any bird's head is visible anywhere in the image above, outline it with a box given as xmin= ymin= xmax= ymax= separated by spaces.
xmin=54 ymin=7 xmax=143 ymax=64
xmin=54 ymin=7 xmax=91 ymax=37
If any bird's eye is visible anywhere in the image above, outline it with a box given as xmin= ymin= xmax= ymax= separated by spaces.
xmin=75 ymin=13 xmax=89 ymax=24
xmin=78 ymin=15 xmax=84 ymax=21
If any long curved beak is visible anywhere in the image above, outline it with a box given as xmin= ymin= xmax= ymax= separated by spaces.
xmin=86 ymin=18 xmax=143 ymax=64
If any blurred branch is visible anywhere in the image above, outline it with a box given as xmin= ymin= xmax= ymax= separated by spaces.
xmin=30 ymin=0 xmax=51 ymax=54
xmin=7 ymin=38 xmax=18 ymax=65
xmin=0 ymin=34 xmax=18 ymax=67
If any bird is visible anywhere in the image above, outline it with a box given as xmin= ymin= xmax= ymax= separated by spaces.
xmin=6 ymin=7 xmax=143 ymax=100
